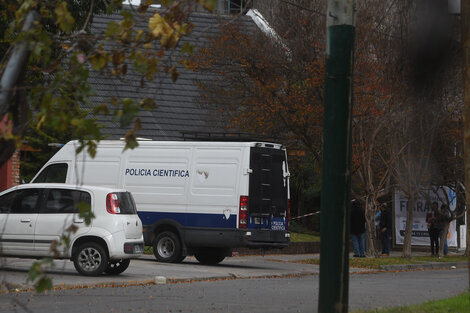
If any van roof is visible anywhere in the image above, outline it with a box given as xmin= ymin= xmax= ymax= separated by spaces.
xmin=3 ymin=183 xmax=128 ymax=194
xmin=64 ymin=140 xmax=284 ymax=149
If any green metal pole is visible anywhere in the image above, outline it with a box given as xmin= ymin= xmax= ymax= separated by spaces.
xmin=318 ymin=1 xmax=356 ymax=313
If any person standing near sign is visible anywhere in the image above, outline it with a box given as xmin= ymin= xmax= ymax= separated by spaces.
xmin=426 ymin=202 xmax=440 ymax=256
xmin=438 ymin=204 xmax=449 ymax=256
xmin=350 ymin=200 xmax=366 ymax=257
xmin=379 ymin=203 xmax=392 ymax=256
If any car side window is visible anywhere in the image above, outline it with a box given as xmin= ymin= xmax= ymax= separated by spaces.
xmin=0 ymin=191 xmax=16 ymax=213
xmin=33 ymin=163 xmax=68 ymax=183
xmin=43 ymin=189 xmax=91 ymax=214
xmin=10 ymin=189 xmax=41 ymax=214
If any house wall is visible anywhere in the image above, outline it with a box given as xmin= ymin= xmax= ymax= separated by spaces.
xmin=0 ymin=150 xmax=20 ymax=192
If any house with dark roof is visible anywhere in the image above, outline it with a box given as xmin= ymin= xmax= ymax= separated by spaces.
xmin=88 ymin=6 xmax=258 ymax=141
xmin=1 ymin=2 xmax=272 ymax=190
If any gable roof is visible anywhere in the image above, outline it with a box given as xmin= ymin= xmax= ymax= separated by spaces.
xmin=88 ymin=10 xmax=257 ymax=141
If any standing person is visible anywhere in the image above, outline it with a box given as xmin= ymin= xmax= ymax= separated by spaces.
xmin=375 ymin=207 xmax=381 ymax=249
xmin=426 ymin=202 xmax=440 ymax=256
xmin=379 ymin=203 xmax=392 ymax=256
xmin=350 ymin=200 xmax=366 ymax=257
xmin=438 ymin=204 xmax=449 ymax=256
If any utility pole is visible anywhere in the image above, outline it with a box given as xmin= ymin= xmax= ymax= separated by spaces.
xmin=318 ymin=1 xmax=356 ymax=313
xmin=461 ymin=0 xmax=470 ymax=295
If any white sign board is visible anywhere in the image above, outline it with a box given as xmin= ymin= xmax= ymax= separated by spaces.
xmin=394 ymin=188 xmax=457 ymax=247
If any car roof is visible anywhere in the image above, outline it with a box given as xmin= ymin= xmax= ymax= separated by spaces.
xmin=0 ymin=183 xmax=128 ymax=194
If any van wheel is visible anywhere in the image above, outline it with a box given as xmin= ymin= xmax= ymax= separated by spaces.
xmin=153 ymin=231 xmax=183 ymax=263
xmin=105 ymin=259 xmax=131 ymax=275
xmin=73 ymin=242 xmax=109 ymax=276
xmin=194 ymin=248 xmax=226 ymax=265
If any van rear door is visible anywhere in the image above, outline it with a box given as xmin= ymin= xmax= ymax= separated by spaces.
xmin=248 ymin=146 xmax=289 ymax=230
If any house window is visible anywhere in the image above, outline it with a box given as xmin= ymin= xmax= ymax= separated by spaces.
xmin=222 ymin=0 xmax=250 ymax=15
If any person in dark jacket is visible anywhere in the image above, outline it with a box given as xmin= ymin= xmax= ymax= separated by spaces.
xmin=379 ymin=203 xmax=392 ymax=256
xmin=426 ymin=202 xmax=440 ymax=256
xmin=350 ymin=200 xmax=366 ymax=257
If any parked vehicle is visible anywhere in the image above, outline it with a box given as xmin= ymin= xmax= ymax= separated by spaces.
xmin=0 ymin=183 xmax=143 ymax=276
xmin=32 ymin=140 xmax=291 ymax=264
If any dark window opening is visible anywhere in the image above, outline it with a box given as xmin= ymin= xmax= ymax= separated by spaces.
xmin=42 ymin=189 xmax=91 ymax=214
xmin=10 ymin=189 xmax=41 ymax=214
xmin=33 ymin=163 xmax=68 ymax=183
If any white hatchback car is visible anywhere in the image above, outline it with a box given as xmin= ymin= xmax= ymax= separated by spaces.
xmin=0 ymin=183 xmax=144 ymax=276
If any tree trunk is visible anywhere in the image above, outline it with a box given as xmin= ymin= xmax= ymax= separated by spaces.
xmin=402 ymin=197 xmax=415 ymax=258
xmin=364 ymin=198 xmax=378 ymax=257
xmin=461 ymin=0 xmax=470 ymax=292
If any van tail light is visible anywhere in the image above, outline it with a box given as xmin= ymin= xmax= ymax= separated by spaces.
xmin=106 ymin=193 xmax=121 ymax=214
xmin=286 ymin=199 xmax=290 ymax=231
xmin=239 ymin=196 xmax=249 ymax=229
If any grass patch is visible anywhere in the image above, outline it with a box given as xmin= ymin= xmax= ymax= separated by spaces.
xmin=351 ymin=292 xmax=469 ymax=313
xmin=290 ymin=232 xmax=320 ymax=242
xmin=297 ymin=255 xmax=468 ymax=269
xmin=144 ymin=246 xmax=154 ymax=255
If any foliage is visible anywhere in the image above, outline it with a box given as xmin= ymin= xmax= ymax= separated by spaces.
xmin=290 ymin=218 xmax=320 ymax=236
xmin=188 ymin=2 xmax=325 ymax=164
xmin=0 ymin=0 xmax=216 ymax=167
xmin=20 ymin=112 xmax=83 ymax=182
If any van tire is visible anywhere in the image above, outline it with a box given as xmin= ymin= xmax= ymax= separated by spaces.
xmin=73 ymin=242 xmax=109 ymax=276
xmin=153 ymin=231 xmax=183 ymax=263
xmin=194 ymin=248 xmax=226 ymax=265
xmin=105 ymin=259 xmax=131 ymax=275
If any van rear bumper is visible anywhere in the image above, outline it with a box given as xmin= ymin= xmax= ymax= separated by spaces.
xmin=183 ymin=227 xmax=290 ymax=249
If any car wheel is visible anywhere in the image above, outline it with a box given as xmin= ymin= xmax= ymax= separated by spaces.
xmin=105 ymin=259 xmax=131 ymax=275
xmin=153 ymin=231 xmax=183 ymax=263
xmin=73 ymin=242 xmax=109 ymax=276
xmin=194 ymin=248 xmax=226 ymax=265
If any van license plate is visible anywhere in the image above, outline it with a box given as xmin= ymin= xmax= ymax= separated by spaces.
xmin=271 ymin=220 xmax=285 ymax=231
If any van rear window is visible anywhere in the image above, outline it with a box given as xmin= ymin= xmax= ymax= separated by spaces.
xmin=116 ymin=192 xmax=138 ymax=215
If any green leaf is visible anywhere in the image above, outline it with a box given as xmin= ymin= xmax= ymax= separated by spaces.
xmin=198 ymin=0 xmax=217 ymax=12
xmin=118 ymin=98 xmax=139 ymax=127
xmin=105 ymin=21 xmax=121 ymax=37
xmin=54 ymin=1 xmax=75 ymax=33
xmin=112 ymin=50 xmax=125 ymax=66
xmin=93 ymin=103 xmax=110 ymax=115
xmin=27 ymin=262 xmax=42 ymax=282
xmin=78 ymin=201 xmax=94 ymax=225
xmin=140 ymin=98 xmax=157 ymax=110
xmin=89 ymin=51 xmax=108 ymax=70
xmin=181 ymin=42 xmax=194 ymax=56
xmin=124 ymin=130 xmax=139 ymax=151
xmin=35 ymin=277 xmax=53 ymax=292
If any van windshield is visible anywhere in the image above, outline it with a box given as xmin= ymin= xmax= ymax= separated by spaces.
xmin=117 ymin=192 xmax=138 ymax=214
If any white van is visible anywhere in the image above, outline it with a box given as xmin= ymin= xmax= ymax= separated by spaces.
xmin=31 ymin=140 xmax=290 ymax=264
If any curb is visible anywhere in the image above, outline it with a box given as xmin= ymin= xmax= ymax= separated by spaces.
xmin=380 ymin=262 xmax=468 ymax=271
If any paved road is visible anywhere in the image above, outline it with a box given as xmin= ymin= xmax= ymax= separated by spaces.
xmin=0 ymin=268 xmax=467 ymax=313
xmin=0 ymin=254 xmax=328 ymax=289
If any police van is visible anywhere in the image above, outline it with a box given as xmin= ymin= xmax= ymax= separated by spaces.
xmin=31 ymin=140 xmax=291 ymax=264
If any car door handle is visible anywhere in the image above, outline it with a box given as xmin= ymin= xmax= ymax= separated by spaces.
xmin=20 ymin=218 xmax=31 ymax=223
xmin=74 ymin=219 xmax=84 ymax=224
